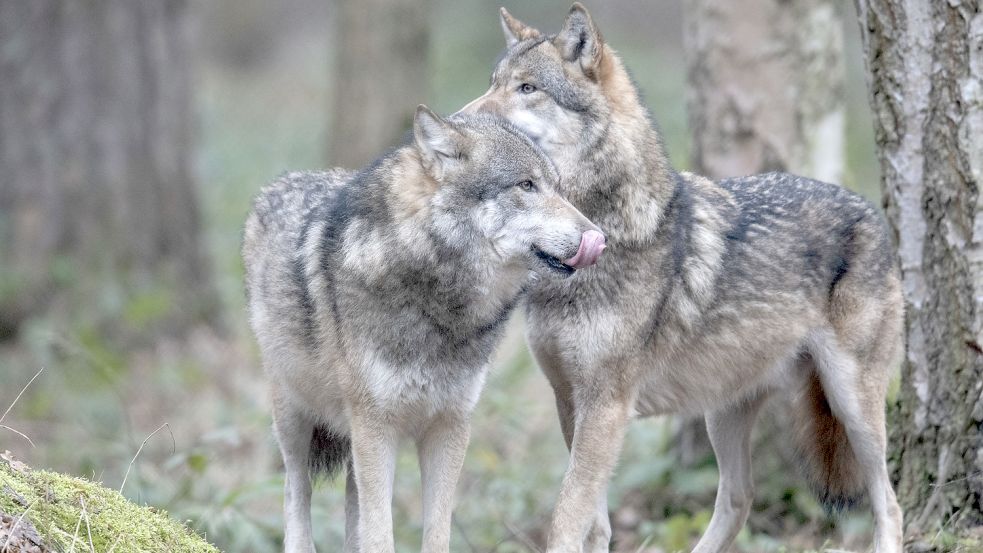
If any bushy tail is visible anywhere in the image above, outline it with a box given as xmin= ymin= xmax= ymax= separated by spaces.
xmin=309 ymin=425 xmax=351 ymax=480
xmin=788 ymin=369 xmax=866 ymax=511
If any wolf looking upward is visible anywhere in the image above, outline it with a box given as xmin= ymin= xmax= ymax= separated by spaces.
xmin=461 ymin=5 xmax=904 ymax=553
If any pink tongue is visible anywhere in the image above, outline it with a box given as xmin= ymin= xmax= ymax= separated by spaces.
xmin=563 ymin=230 xmax=606 ymax=269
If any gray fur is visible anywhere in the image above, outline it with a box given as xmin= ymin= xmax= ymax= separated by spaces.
xmin=243 ymin=109 xmax=601 ymax=553
xmin=460 ymin=5 xmax=904 ymax=553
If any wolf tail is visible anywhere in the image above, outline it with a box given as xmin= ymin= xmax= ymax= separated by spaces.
xmin=309 ymin=425 xmax=351 ymax=480
xmin=788 ymin=370 xmax=866 ymax=511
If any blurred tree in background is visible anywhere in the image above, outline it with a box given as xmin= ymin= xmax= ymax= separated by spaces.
xmin=0 ymin=0 xmax=214 ymax=341
xmin=856 ymin=0 xmax=983 ymax=550
xmin=329 ymin=0 xmax=431 ymax=167
xmin=684 ymin=0 xmax=845 ymax=182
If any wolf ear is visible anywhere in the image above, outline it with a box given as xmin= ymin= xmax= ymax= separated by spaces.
xmin=414 ymin=105 xmax=467 ymax=180
xmin=500 ymin=7 xmax=541 ymax=47
xmin=556 ymin=3 xmax=604 ymax=79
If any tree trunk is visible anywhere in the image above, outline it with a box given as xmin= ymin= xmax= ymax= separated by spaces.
xmin=684 ymin=0 xmax=845 ymax=182
xmin=0 ymin=1 xmax=213 ymax=339
xmin=680 ymin=0 xmax=846 ymax=464
xmin=855 ymin=0 xmax=983 ymax=547
xmin=328 ymin=0 xmax=431 ymax=168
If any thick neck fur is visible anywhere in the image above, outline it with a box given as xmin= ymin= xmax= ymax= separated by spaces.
xmin=380 ymin=147 xmax=479 ymax=266
xmin=563 ymin=46 xmax=677 ymax=246
xmin=346 ymin=147 xmax=527 ymax=327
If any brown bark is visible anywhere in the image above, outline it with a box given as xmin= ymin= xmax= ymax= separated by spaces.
xmin=0 ymin=1 xmax=213 ymax=338
xmin=680 ymin=0 xmax=847 ymax=464
xmin=855 ymin=0 xmax=983 ymax=547
xmin=328 ymin=0 xmax=431 ymax=168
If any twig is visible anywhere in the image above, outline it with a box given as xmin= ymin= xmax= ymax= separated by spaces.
xmin=80 ymin=497 xmax=95 ymax=553
xmin=452 ymin=517 xmax=477 ymax=553
xmin=633 ymin=533 xmax=655 ymax=553
xmin=487 ymin=512 xmax=549 ymax=553
xmin=119 ymin=423 xmax=174 ymax=493
xmin=106 ymin=535 xmax=123 ymax=553
xmin=930 ymin=470 xmax=983 ymax=488
xmin=503 ymin=520 xmax=542 ymax=553
xmin=1 ymin=500 xmax=36 ymax=553
xmin=0 ymin=368 xmax=43 ymax=425
xmin=0 ymin=425 xmax=35 ymax=448
xmin=0 ymin=368 xmax=43 ymax=449
xmin=67 ymin=509 xmax=84 ymax=553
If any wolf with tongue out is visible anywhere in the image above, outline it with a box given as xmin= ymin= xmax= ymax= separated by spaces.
xmin=243 ymin=106 xmax=604 ymax=553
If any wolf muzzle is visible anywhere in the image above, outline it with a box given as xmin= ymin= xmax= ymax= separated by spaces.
xmin=564 ymin=230 xmax=606 ymax=269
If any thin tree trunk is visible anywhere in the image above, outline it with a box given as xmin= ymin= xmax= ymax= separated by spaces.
xmin=855 ymin=0 xmax=983 ymax=547
xmin=680 ymin=0 xmax=846 ymax=464
xmin=328 ymin=0 xmax=431 ymax=168
xmin=0 ymin=0 xmax=213 ymax=338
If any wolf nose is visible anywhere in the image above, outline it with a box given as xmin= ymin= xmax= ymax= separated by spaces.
xmin=563 ymin=230 xmax=606 ymax=269
xmin=455 ymin=95 xmax=500 ymax=116
xmin=456 ymin=95 xmax=488 ymax=115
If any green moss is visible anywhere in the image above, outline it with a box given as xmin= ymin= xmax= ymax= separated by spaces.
xmin=1 ymin=457 xmax=219 ymax=552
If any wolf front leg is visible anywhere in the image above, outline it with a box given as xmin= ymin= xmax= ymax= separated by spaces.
xmin=552 ymin=384 xmax=612 ymax=553
xmin=417 ymin=413 xmax=472 ymax=553
xmin=546 ymin=393 xmax=633 ymax=553
xmin=344 ymin=466 xmax=359 ymax=553
xmin=349 ymin=411 xmax=398 ymax=553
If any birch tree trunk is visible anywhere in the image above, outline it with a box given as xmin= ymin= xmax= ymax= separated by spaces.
xmin=0 ymin=0 xmax=213 ymax=338
xmin=855 ymin=0 xmax=983 ymax=547
xmin=680 ymin=0 xmax=846 ymax=464
xmin=328 ymin=0 xmax=431 ymax=168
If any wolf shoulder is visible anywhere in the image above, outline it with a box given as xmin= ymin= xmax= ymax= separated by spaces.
xmin=242 ymin=169 xmax=355 ymax=298
xmin=244 ymin=169 xmax=354 ymax=243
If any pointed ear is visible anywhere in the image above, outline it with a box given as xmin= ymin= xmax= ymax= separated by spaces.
xmin=555 ymin=3 xmax=604 ymax=78
xmin=413 ymin=105 xmax=467 ymax=180
xmin=500 ymin=7 xmax=541 ymax=47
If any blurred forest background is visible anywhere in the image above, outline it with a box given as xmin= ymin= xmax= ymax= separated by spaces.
xmin=1 ymin=0 xmax=961 ymax=552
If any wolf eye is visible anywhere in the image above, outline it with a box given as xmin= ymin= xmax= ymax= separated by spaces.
xmin=517 ymin=180 xmax=536 ymax=192
xmin=518 ymin=83 xmax=537 ymax=94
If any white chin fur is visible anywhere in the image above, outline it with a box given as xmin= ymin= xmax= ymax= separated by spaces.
xmin=510 ymin=110 xmax=546 ymax=141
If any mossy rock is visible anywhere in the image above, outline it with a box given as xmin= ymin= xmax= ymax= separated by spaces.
xmin=0 ymin=452 xmax=219 ymax=552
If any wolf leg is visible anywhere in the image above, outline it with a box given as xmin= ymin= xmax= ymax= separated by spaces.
xmin=809 ymin=333 xmax=903 ymax=553
xmin=417 ymin=414 xmax=471 ymax=553
xmin=344 ymin=465 xmax=359 ymax=553
xmin=546 ymin=394 xmax=633 ymax=553
xmin=691 ymin=393 xmax=768 ymax=553
xmin=585 ymin=490 xmax=612 ymax=553
xmin=273 ymin=402 xmax=317 ymax=553
xmin=349 ymin=412 xmax=398 ymax=553
xmin=554 ymin=391 xmax=612 ymax=553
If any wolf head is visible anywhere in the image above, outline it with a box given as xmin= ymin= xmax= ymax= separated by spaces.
xmin=411 ymin=105 xmax=604 ymax=276
xmin=458 ymin=3 xmax=644 ymax=173
xmin=455 ymin=3 xmax=674 ymax=244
